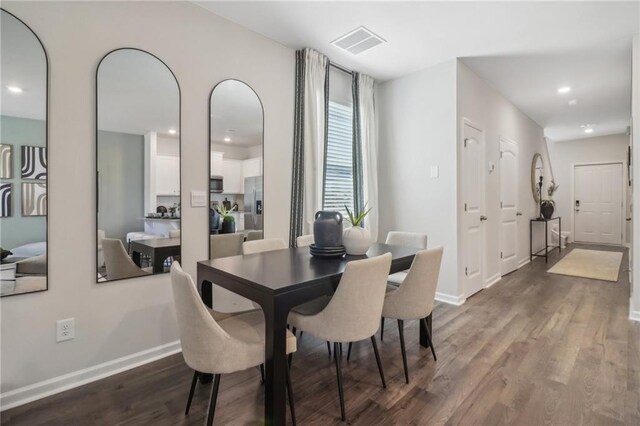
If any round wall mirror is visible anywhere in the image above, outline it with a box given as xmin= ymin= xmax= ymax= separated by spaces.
xmin=531 ymin=153 xmax=544 ymax=203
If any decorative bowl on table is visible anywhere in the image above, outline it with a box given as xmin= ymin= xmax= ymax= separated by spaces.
xmin=309 ymin=244 xmax=345 ymax=259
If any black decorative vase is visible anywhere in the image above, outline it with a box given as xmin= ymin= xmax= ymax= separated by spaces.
xmin=313 ymin=211 xmax=343 ymax=247
xmin=541 ymin=203 xmax=554 ymax=220
xmin=221 ymin=220 xmax=236 ymax=234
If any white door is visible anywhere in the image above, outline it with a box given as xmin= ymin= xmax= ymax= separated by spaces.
xmin=500 ymin=138 xmax=519 ymax=275
xmin=462 ymin=122 xmax=485 ymax=297
xmin=574 ymin=163 xmax=623 ymax=245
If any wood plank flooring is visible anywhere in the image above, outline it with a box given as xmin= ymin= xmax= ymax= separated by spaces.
xmin=3 ymin=244 xmax=639 ymax=425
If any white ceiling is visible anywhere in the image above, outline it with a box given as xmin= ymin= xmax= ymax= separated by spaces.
xmin=197 ymin=1 xmax=639 ymax=142
xmin=210 ymin=79 xmax=263 ymax=147
xmin=1 ymin=10 xmax=47 ymax=121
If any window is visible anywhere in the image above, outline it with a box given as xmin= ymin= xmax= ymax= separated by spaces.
xmin=323 ymin=66 xmax=354 ymax=219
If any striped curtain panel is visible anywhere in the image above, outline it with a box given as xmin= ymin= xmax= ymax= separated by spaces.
xmin=289 ymin=48 xmax=329 ymax=246
xmin=352 ymin=73 xmax=379 ymax=241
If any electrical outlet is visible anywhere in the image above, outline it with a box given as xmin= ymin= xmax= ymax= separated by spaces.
xmin=56 ymin=318 xmax=75 ymax=342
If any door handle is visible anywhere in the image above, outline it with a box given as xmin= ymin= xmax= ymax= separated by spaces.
xmin=627 ymin=217 xmax=632 ymax=221
xmin=516 ymin=212 xmax=523 ymax=216
xmin=480 ymin=215 xmax=488 ymax=221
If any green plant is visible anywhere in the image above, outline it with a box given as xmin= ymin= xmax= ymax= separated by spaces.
xmin=547 ymin=180 xmax=559 ymax=197
xmin=345 ymin=203 xmax=372 ymax=228
xmin=216 ymin=204 xmax=236 ymax=222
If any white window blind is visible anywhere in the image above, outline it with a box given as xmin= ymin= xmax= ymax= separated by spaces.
xmin=323 ymin=100 xmax=354 ymax=219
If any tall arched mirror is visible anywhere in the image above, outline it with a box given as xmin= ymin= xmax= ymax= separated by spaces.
xmin=531 ymin=153 xmax=544 ymax=203
xmin=0 ymin=10 xmax=48 ymax=297
xmin=97 ymin=48 xmax=180 ymax=282
xmin=209 ymin=80 xmax=264 ymax=259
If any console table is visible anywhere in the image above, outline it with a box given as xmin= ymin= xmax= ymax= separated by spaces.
xmin=530 ymin=217 xmax=561 ymax=263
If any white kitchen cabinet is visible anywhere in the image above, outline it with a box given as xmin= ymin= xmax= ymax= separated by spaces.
xmin=210 ymin=151 xmax=224 ymax=177
xmin=222 ymin=159 xmax=243 ymax=194
xmin=243 ymin=157 xmax=262 ymax=178
xmin=156 ymin=155 xmax=180 ymax=195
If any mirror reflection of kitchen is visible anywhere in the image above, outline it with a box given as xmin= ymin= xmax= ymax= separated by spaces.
xmin=209 ymin=80 xmax=264 ymax=259
xmin=96 ymin=49 xmax=180 ymax=282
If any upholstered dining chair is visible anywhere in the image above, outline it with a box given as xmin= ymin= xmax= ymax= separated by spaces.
xmin=242 ymin=238 xmax=286 ymax=255
xmin=295 ymin=234 xmax=314 ymax=248
xmin=97 ymin=229 xmax=106 ymax=268
xmin=210 ymin=233 xmax=244 ymax=259
xmin=380 ymin=246 xmax=443 ymax=384
xmin=170 ymin=263 xmax=297 ymax=425
xmin=246 ymin=230 xmax=263 ymax=241
xmin=102 ymin=238 xmax=150 ymax=280
xmin=288 ymin=254 xmax=392 ymax=422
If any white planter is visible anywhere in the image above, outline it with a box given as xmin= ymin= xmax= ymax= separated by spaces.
xmin=343 ymin=226 xmax=372 ymax=255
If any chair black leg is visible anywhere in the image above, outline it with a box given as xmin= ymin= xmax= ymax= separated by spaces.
xmin=333 ymin=342 xmax=346 ymax=421
xmin=288 ymin=327 xmax=297 ymax=367
xmin=380 ymin=317 xmax=385 ymax=341
xmin=299 ymin=331 xmax=303 ymax=339
xmin=206 ymin=374 xmax=221 ymax=426
xmin=340 ymin=343 xmax=343 ymax=357
xmin=260 ymin=364 xmax=265 ymax=384
xmin=347 ymin=342 xmax=353 ymax=362
xmin=327 ymin=341 xmax=332 ymax=357
xmin=398 ymin=320 xmax=409 ymax=384
xmin=370 ymin=336 xmax=387 ymax=389
xmin=291 ymin=326 xmax=297 ymax=337
xmin=185 ymin=371 xmax=198 ymax=415
xmin=421 ymin=317 xmax=437 ymax=361
xmin=286 ymin=362 xmax=297 ymax=425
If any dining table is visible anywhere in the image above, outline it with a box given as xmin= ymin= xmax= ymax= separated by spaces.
xmin=197 ymin=242 xmax=432 ymax=426
xmin=130 ymin=237 xmax=181 ymax=273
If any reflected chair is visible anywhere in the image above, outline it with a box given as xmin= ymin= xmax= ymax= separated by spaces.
xmin=210 ymin=233 xmax=244 ymax=259
xmin=246 ymin=230 xmax=263 ymax=241
xmin=170 ymin=263 xmax=297 ymax=425
xmin=381 ymin=247 xmax=443 ymax=384
xmin=97 ymin=229 xmax=106 ymax=268
xmin=288 ymin=254 xmax=392 ymax=421
xmin=242 ymin=238 xmax=286 ymax=255
xmin=102 ymin=238 xmax=149 ymax=280
xmin=295 ymin=234 xmax=314 ymax=248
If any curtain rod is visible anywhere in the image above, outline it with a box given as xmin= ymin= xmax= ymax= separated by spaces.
xmin=330 ymin=61 xmax=355 ymax=76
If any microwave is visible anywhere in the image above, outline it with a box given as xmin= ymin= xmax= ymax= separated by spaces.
xmin=210 ymin=176 xmax=223 ymax=193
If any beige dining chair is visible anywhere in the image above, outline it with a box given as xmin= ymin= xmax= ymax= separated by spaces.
xmin=169 ymin=229 xmax=181 ymax=238
xmin=170 ymin=262 xmax=297 ymax=425
xmin=102 ymin=238 xmax=150 ymax=280
xmin=295 ymin=234 xmax=314 ymax=248
xmin=210 ymin=233 xmax=244 ymax=259
xmin=242 ymin=238 xmax=286 ymax=255
xmin=246 ymin=230 xmax=264 ymax=241
xmin=381 ymin=247 xmax=443 ymax=384
xmin=97 ymin=229 xmax=106 ymax=268
xmin=288 ymin=253 xmax=392 ymax=422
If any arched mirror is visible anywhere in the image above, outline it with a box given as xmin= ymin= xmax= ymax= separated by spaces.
xmin=531 ymin=153 xmax=544 ymax=203
xmin=209 ymin=80 xmax=264 ymax=260
xmin=96 ymin=48 xmax=180 ymax=282
xmin=0 ymin=10 xmax=48 ymax=297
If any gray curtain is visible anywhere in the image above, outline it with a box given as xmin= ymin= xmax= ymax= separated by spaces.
xmin=289 ymin=50 xmax=306 ymax=247
xmin=352 ymin=72 xmax=365 ymax=215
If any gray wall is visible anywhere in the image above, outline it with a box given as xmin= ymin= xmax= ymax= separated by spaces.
xmin=0 ymin=115 xmax=46 ymax=249
xmin=97 ymin=130 xmax=144 ymax=243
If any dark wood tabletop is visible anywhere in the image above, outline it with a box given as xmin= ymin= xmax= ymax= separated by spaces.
xmin=197 ymin=243 xmax=431 ymax=426
xmin=130 ymin=237 xmax=181 ymax=273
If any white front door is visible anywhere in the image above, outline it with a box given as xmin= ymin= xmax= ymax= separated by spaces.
xmin=574 ymin=163 xmax=623 ymax=245
xmin=462 ymin=122 xmax=485 ymax=297
xmin=500 ymin=138 xmax=519 ymax=275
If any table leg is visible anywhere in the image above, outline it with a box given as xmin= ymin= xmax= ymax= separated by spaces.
xmin=545 ymin=221 xmax=548 ymax=263
xmin=530 ymin=221 xmax=533 ymax=262
xmin=559 ymin=218 xmax=562 ymax=253
xmin=132 ymin=251 xmax=141 ymax=267
xmin=419 ymin=313 xmax=433 ymax=348
xmin=263 ymin=301 xmax=289 ymax=426
xmin=153 ymin=252 xmax=164 ymax=273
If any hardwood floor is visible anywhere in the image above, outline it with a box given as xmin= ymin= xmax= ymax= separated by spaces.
xmin=3 ymin=244 xmax=639 ymax=425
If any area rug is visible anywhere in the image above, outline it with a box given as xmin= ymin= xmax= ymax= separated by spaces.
xmin=547 ymin=249 xmax=623 ymax=282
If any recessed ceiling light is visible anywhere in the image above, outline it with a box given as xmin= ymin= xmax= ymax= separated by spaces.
xmin=568 ymin=99 xmax=578 ymax=106
xmin=584 ymin=128 xmax=594 ymax=134
xmin=7 ymin=86 xmax=23 ymax=93
xmin=224 ymin=137 xmax=231 ymax=142
xmin=168 ymin=128 xmax=177 ymax=135
xmin=557 ymin=86 xmax=571 ymax=94
xmin=226 ymin=129 xmax=236 ymax=133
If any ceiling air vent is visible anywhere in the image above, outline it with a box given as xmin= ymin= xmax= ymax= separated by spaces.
xmin=331 ymin=26 xmax=385 ymax=55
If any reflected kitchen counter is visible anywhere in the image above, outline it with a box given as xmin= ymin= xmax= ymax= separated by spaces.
xmin=144 ymin=217 xmax=180 ymax=237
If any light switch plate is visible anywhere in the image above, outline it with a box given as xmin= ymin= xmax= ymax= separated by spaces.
xmin=191 ymin=190 xmax=207 ymax=207
xmin=430 ymin=165 xmax=439 ymax=179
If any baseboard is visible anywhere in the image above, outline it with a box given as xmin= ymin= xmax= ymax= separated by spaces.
xmin=518 ymin=258 xmax=531 ymax=268
xmin=484 ymin=273 xmax=501 ymax=289
xmin=630 ymin=310 xmax=640 ymax=322
xmin=435 ymin=292 xmax=466 ymax=306
xmin=0 ymin=340 xmax=182 ymax=412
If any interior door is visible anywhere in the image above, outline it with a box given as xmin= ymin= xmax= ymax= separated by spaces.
xmin=500 ymin=138 xmax=519 ymax=275
xmin=574 ymin=163 xmax=623 ymax=245
xmin=462 ymin=122 xmax=485 ymax=297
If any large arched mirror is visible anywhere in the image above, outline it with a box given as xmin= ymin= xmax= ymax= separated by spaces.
xmin=531 ymin=153 xmax=544 ymax=203
xmin=208 ymin=80 xmax=264 ymax=260
xmin=96 ymin=48 xmax=180 ymax=282
xmin=0 ymin=10 xmax=48 ymax=297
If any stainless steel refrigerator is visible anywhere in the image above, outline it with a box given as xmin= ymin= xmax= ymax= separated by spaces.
xmin=244 ymin=177 xmax=263 ymax=230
